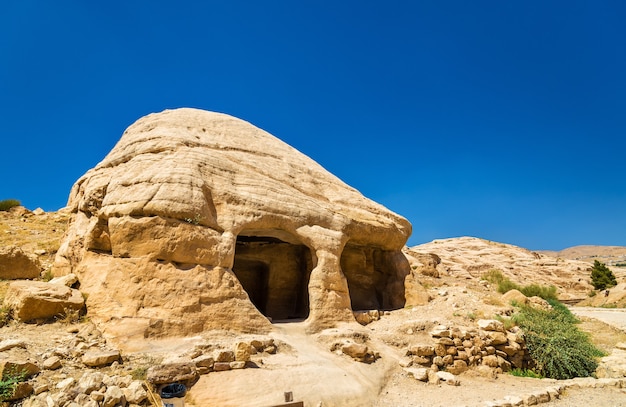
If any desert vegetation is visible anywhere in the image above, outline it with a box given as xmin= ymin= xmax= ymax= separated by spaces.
xmin=512 ymin=299 xmax=604 ymax=379
xmin=590 ymin=260 xmax=617 ymax=290
xmin=0 ymin=199 xmax=20 ymax=212
xmin=482 ymin=269 xmax=557 ymax=301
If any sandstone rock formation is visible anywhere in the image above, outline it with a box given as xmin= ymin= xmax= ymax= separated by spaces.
xmin=53 ymin=108 xmax=411 ymax=338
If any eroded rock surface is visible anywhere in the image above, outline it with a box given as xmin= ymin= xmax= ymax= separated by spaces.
xmin=53 ymin=108 xmax=411 ymax=338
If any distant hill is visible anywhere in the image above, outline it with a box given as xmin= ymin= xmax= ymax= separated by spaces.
xmin=538 ymin=245 xmax=626 ymax=267
xmin=407 ymin=236 xmax=594 ymax=300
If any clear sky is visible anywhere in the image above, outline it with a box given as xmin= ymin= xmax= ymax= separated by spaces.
xmin=1 ymin=1 xmax=625 ymax=250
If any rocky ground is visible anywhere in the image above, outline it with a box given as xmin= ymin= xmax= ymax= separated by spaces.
xmin=2 ymin=207 xmax=626 ymax=406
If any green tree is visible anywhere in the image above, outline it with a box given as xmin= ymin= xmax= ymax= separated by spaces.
xmin=590 ymin=260 xmax=617 ymax=290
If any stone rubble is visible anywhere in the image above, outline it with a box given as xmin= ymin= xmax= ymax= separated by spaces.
xmin=0 ymin=321 xmax=282 ymax=405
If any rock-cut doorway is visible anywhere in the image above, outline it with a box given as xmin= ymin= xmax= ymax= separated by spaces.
xmin=233 ymin=234 xmax=313 ymax=322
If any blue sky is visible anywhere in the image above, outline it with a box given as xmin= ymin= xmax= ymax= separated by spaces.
xmin=1 ymin=1 xmax=625 ymax=250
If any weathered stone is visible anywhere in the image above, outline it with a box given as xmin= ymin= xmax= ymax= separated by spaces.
xmin=192 ymin=355 xmax=214 ymax=368
xmin=90 ymin=391 xmax=105 ymax=401
xmin=412 ymin=356 xmax=431 ymax=366
xmin=213 ymin=362 xmax=231 ymax=371
xmin=77 ymin=371 xmax=104 ymax=394
xmin=455 ymin=350 xmax=469 ymax=361
xmin=406 ymin=367 xmax=429 ymax=382
xmin=146 ymin=363 xmax=198 ymax=385
xmin=234 ymin=342 xmax=251 ymax=362
xmin=56 ymin=377 xmax=76 ymax=391
xmin=123 ymin=381 xmax=147 ymax=404
xmin=428 ymin=369 xmax=440 ymax=385
xmin=447 ymin=360 xmax=468 ymax=375
xmin=82 ymin=349 xmax=121 ymax=367
xmin=215 ymin=350 xmax=235 ymax=363
xmin=502 ymin=289 xmax=528 ymax=305
xmin=42 ymin=356 xmax=62 ymax=370
xmin=0 ymin=339 xmax=27 ymax=352
xmin=409 ymin=345 xmax=434 ymax=357
xmin=250 ymin=340 xmax=264 ymax=352
xmin=482 ymin=355 xmax=499 ymax=367
xmin=0 ymin=245 xmax=41 ymax=280
xmin=3 ymin=280 xmax=84 ymax=322
xmin=230 ymin=361 xmax=246 ymax=369
xmin=434 ymin=344 xmax=446 ymax=357
xmin=437 ymin=337 xmax=454 ymax=346
xmin=0 ymin=360 xmax=40 ymax=380
xmin=48 ymin=273 xmax=78 ymax=287
xmin=115 ymin=375 xmax=132 ymax=388
xmin=342 ymin=343 xmax=368 ymax=360
xmin=477 ymin=319 xmax=505 ymax=332
xmin=3 ymin=381 xmax=33 ymax=401
xmin=485 ymin=331 xmax=508 ymax=346
xmin=430 ymin=326 xmax=451 ymax=337
xmin=53 ymin=108 xmax=412 ymax=338
xmin=103 ymin=385 xmax=126 ymax=407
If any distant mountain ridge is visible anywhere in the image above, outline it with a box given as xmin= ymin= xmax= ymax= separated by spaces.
xmin=538 ymin=245 xmax=626 ymax=267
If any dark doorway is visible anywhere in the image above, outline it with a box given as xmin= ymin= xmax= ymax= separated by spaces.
xmin=233 ymin=234 xmax=313 ymax=321
xmin=341 ymin=244 xmax=397 ymax=311
xmin=232 ymin=259 xmax=269 ymax=314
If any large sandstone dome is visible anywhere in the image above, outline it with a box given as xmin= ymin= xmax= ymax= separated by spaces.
xmin=54 ymin=108 xmax=412 ymax=339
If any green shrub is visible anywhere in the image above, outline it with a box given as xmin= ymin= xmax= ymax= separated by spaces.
xmin=590 ymin=260 xmax=617 ymax=290
xmin=0 ymin=367 xmax=26 ymax=401
xmin=482 ymin=268 xmax=558 ymax=301
xmin=482 ymin=269 xmax=506 ymax=284
xmin=510 ymin=368 xmax=543 ymax=378
xmin=496 ymin=279 xmax=520 ymax=295
xmin=520 ymin=284 xmax=558 ymax=301
xmin=512 ymin=300 xmax=604 ymax=379
xmin=494 ymin=314 xmax=516 ymax=330
xmin=0 ymin=199 xmax=20 ymax=212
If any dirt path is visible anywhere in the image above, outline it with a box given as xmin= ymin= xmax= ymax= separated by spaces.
xmin=186 ymin=322 xmax=397 ymax=407
xmin=571 ymin=307 xmax=626 ymax=332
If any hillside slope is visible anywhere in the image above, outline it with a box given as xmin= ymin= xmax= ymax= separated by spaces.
xmin=407 ymin=236 xmax=594 ymax=300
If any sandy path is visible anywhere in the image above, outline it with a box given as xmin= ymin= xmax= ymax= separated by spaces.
xmin=570 ymin=307 xmax=626 ymax=332
xmin=186 ymin=322 xmax=396 ymax=407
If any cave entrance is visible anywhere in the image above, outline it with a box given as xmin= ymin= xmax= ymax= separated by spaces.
xmin=233 ymin=233 xmax=313 ymax=321
xmin=341 ymin=244 xmax=399 ymax=311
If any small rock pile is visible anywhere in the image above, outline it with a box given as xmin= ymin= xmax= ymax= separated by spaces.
xmin=402 ymin=319 xmax=528 ymax=383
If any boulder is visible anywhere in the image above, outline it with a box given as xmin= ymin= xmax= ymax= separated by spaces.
xmin=42 ymin=356 xmax=62 ymax=370
xmin=0 ymin=339 xmax=27 ymax=352
xmin=0 ymin=245 xmax=41 ymax=280
xmin=53 ymin=108 xmax=411 ymax=338
xmin=146 ymin=362 xmax=198 ymax=385
xmin=234 ymin=342 xmax=251 ymax=362
xmin=0 ymin=360 xmax=40 ymax=380
xmin=103 ymin=385 xmax=126 ymax=407
xmin=123 ymin=381 xmax=147 ymax=404
xmin=3 ymin=382 xmax=33 ymax=401
xmin=81 ymin=349 xmax=121 ymax=367
xmin=3 ymin=281 xmax=84 ymax=322
xmin=77 ymin=371 xmax=104 ymax=394
xmin=501 ymin=289 xmax=528 ymax=305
